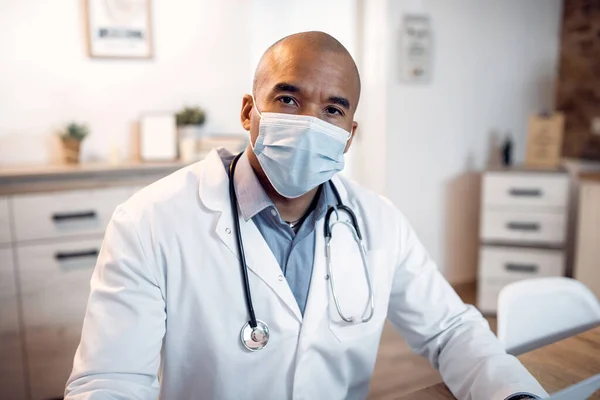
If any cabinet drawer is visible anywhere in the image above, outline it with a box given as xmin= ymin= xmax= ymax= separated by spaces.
xmin=0 ymin=247 xmax=27 ymax=400
xmin=0 ymin=197 xmax=11 ymax=244
xmin=482 ymin=173 xmax=569 ymax=209
xmin=18 ymin=239 xmax=100 ymax=328
xmin=26 ymin=326 xmax=84 ymax=400
xmin=479 ymin=246 xmax=564 ymax=279
xmin=18 ymin=239 xmax=100 ymax=400
xmin=11 ymin=187 xmax=129 ymax=242
xmin=481 ymin=209 xmax=566 ymax=245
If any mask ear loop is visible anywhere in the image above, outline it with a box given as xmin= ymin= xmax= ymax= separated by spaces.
xmin=250 ymin=95 xmax=263 ymax=119
xmin=249 ymin=95 xmax=263 ymax=152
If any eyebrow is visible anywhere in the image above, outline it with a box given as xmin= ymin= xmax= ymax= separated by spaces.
xmin=328 ymin=96 xmax=351 ymax=111
xmin=273 ymin=82 xmax=300 ymax=93
xmin=271 ymin=82 xmax=351 ymax=110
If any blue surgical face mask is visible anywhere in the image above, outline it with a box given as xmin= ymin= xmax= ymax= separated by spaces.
xmin=250 ymin=98 xmax=352 ymax=199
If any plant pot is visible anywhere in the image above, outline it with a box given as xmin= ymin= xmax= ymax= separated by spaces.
xmin=61 ymin=138 xmax=82 ymax=164
xmin=178 ymin=125 xmax=205 ymax=162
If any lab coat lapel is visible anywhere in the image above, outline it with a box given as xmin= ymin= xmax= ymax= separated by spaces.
xmin=299 ymin=218 xmax=329 ymax=337
xmin=198 ymin=149 xmax=238 ymax=258
xmin=239 ymin=216 xmax=302 ymax=322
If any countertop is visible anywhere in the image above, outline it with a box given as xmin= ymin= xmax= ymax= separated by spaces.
xmin=399 ymin=325 xmax=600 ymax=399
xmin=580 ymin=172 xmax=600 ymax=183
xmin=0 ymin=160 xmax=189 ymax=195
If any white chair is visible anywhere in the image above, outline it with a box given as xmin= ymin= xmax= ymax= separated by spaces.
xmin=497 ymin=277 xmax=600 ymax=355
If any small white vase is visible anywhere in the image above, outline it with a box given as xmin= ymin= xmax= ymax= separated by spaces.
xmin=178 ymin=125 xmax=204 ymax=162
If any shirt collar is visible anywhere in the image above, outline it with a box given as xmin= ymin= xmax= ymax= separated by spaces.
xmin=233 ymin=151 xmax=273 ymax=221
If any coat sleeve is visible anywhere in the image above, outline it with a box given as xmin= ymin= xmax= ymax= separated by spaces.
xmin=65 ymin=206 xmax=165 ymax=400
xmin=385 ymin=209 xmax=548 ymax=400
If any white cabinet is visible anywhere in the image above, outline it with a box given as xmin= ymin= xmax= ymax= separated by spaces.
xmin=12 ymin=187 xmax=125 ymax=400
xmin=3 ymin=186 xmax=141 ymax=399
xmin=0 ymin=162 xmax=178 ymax=400
xmin=0 ymin=247 xmax=27 ymax=400
xmin=477 ymin=171 xmax=569 ymax=314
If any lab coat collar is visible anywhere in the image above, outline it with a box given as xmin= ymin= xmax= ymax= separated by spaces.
xmin=197 ymin=148 xmax=231 ymax=213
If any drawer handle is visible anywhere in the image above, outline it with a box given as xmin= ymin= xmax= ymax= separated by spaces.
xmin=506 ymin=222 xmax=540 ymax=231
xmin=508 ymin=188 xmax=542 ymax=197
xmin=52 ymin=211 xmax=97 ymax=222
xmin=55 ymin=249 xmax=99 ymax=261
xmin=505 ymin=263 xmax=538 ymax=273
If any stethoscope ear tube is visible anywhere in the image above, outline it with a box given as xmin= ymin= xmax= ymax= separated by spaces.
xmin=325 ymin=183 xmax=363 ymax=241
xmin=229 ymin=152 xmax=258 ymax=329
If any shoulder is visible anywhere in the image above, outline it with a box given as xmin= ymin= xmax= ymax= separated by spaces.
xmin=336 ymin=174 xmax=401 ymax=221
xmin=119 ymin=160 xmax=207 ymax=223
xmin=335 ymin=175 xmax=412 ymax=253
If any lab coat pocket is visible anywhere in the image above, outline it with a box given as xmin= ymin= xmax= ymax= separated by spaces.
xmin=327 ymin=248 xmax=389 ymax=343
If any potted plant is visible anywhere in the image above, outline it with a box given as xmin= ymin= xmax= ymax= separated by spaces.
xmin=60 ymin=122 xmax=89 ymax=164
xmin=176 ymin=106 xmax=206 ymax=162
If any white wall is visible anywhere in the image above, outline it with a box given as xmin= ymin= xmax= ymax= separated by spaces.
xmin=0 ymin=0 xmax=251 ymax=164
xmin=376 ymin=0 xmax=563 ymax=282
xmin=249 ymin=0 xmax=357 ymax=73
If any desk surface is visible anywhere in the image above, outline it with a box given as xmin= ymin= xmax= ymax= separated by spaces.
xmin=399 ymin=326 xmax=600 ymax=399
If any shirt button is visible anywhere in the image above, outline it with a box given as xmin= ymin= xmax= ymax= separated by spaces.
xmin=270 ymin=209 xmax=277 ymax=217
xmin=277 ymin=274 xmax=284 ymax=281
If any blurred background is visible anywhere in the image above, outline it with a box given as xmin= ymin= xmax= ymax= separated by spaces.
xmin=1 ymin=0 xmax=599 ymax=399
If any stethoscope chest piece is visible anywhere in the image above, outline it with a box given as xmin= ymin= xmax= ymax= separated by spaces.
xmin=241 ymin=320 xmax=270 ymax=351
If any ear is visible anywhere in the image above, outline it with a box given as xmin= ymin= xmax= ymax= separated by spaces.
xmin=344 ymin=121 xmax=358 ymax=153
xmin=240 ymin=94 xmax=253 ymax=131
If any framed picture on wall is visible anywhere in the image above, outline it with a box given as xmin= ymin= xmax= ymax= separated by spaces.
xmin=85 ymin=0 xmax=153 ymax=59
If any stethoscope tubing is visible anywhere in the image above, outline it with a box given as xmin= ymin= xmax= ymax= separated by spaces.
xmin=229 ymin=153 xmax=258 ymax=329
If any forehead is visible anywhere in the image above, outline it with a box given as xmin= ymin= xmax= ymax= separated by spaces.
xmin=257 ymin=46 xmax=360 ymax=107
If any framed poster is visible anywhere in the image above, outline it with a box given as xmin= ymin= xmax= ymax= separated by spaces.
xmin=86 ymin=0 xmax=153 ymax=59
xmin=399 ymin=14 xmax=432 ymax=83
xmin=525 ymin=112 xmax=565 ymax=169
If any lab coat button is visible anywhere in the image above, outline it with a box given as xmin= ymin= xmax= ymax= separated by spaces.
xmin=225 ymin=228 xmax=231 ymax=234
xmin=277 ymin=274 xmax=284 ymax=281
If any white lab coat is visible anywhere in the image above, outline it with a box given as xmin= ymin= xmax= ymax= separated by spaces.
xmin=65 ymin=149 xmax=547 ymax=400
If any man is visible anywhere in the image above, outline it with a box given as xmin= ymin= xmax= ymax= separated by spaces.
xmin=66 ymin=32 xmax=546 ymax=400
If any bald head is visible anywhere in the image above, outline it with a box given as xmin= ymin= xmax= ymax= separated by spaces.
xmin=253 ymin=31 xmax=361 ymax=106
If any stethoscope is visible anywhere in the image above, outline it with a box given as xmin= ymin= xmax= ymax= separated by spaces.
xmin=229 ymin=152 xmax=375 ymax=351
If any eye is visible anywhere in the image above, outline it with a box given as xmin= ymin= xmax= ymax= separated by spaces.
xmin=325 ymin=106 xmax=343 ymax=116
xmin=277 ymin=96 xmax=298 ymax=106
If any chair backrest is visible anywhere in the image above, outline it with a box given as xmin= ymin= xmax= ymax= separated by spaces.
xmin=497 ymin=277 xmax=600 ymax=355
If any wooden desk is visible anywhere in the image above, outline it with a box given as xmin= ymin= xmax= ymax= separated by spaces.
xmin=399 ymin=326 xmax=600 ymax=399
